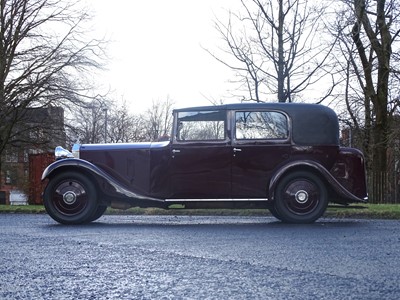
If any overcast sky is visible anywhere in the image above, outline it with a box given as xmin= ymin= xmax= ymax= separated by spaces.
xmin=89 ymin=0 xmax=240 ymax=113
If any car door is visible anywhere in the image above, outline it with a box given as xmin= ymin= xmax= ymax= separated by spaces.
xmin=231 ymin=110 xmax=291 ymax=199
xmin=169 ymin=110 xmax=231 ymax=199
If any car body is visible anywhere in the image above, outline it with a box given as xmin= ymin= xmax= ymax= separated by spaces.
xmin=42 ymin=103 xmax=368 ymax=224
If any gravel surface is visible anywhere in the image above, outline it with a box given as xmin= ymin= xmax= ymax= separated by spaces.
xmin=0 ymin=214 xmax=399 ymax=299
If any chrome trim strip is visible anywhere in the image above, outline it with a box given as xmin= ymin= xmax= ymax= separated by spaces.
xmin=165 ymin=198 xmax=268 ymax=202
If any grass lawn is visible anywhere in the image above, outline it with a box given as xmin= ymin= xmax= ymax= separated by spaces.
xmin=0 ymin=205 xmax=46 ymax=214
xmin=325 ymin=204 xmax=400 ymax=219
xmin=1 ymin=203 xmax=400 ymax=219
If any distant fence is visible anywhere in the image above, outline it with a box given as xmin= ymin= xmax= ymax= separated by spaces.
xmin=368 ymin=172 xmax=400 ymax=204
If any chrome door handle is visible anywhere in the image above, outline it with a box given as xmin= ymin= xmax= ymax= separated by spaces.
xmin=172 ymin=149 xmax=181 ymax=154
xmin=233 ymin=148 xmax=242 ymax=152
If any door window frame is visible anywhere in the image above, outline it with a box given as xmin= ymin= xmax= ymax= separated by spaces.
xmin=173 ymin=110 xmax=230 ymax=145
xmin=231 ymin=109 xmax=291 ymax=145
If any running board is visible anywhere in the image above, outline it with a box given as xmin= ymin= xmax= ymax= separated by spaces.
xmin=165 ymin=198 xmax=269 ymax=202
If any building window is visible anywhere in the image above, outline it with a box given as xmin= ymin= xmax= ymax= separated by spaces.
xmin=5 ymin=170 xmax=12 ymax=184
xmin=24 ymin=150 xmax=29 ymax=163
xmin=5 ymin=150 xmax=18 ymax=163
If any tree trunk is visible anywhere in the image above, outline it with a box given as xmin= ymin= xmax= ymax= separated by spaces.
xmin=351 ymin=0 xmax=391 ymax=202
xmin=277 ymin=0 xmax=286 ymax=102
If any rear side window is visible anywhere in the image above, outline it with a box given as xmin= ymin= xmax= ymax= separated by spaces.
xmin=176 ymin=111 xmax=226 ymax=141
xmin=235 ymin=111 xmax=288 ymax=140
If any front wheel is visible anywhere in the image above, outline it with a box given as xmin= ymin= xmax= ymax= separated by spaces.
xmin=275 ymin=171 xmax=328 ymax=224
xmin=43 ymin=171 xmax=98 ymax=225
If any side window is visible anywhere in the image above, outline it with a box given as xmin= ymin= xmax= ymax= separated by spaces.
xmin=176 ymin=111 xmax=226 ymax=141
xmin=235 ymin=111 xmax=288 ymax=140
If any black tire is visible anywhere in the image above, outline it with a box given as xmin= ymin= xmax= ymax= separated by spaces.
xmin=88 ymin=205 xmax=107 ymax=222
xmin=275 ymin=171 xmax=328 ymax=224
xmin=43 ymin=171 xmax=98 ymax=225
xmin=268 ymin=206 xmax=283 ymax=221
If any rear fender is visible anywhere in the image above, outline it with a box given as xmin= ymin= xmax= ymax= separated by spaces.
xmin=268 ymin=160 xmax=366 ymax=203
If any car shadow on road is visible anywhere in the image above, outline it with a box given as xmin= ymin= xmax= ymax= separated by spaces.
xmin=44 ymin=215 xmax=368 ymax=230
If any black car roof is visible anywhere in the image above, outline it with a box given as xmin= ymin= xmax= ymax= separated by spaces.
xmin=174 ymin=102 xmax=339 ymax=146
xmin=175 ymin=102 xmax=328 ymax=113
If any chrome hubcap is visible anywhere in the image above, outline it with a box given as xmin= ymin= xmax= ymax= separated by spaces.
xmin=63 ymin=191 xmax=77 ymax=205
xmin=295 ymin=190 xmax=308 ymax=204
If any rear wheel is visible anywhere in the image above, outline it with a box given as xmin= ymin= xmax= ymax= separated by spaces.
xmin=88 ymin=205 xmax=107 ymax=222
xmin=268 ymin=206 xmax=283 ymax=221
xmin=44 ymin=171 xmax=98 ymax=225
xmin=275 ymin=171 xmax=328 ymax=223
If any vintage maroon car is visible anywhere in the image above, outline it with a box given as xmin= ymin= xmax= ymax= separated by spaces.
xmin=42 ymin=103 xmax=368 ymax=224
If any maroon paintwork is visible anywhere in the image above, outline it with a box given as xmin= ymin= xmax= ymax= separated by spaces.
xmin=42 ymin=103 xmax=368 ymax=224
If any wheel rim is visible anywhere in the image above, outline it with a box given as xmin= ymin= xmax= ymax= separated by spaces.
xmin=51 ymin=180 xmax=89 ymax=216
xmin=281 ymin=179 xmax=320 ymax=215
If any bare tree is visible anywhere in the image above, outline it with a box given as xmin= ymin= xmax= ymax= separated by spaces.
xmin=209 ymin=0 xmax=336 ymax=103
xmin=0 ymin=0 xmax=106 ymax=174
xmin=143 ymin=98 xmax=174 ymax=141
xmin=67 ymin=99 xmax=108 ymax=145
xmin=331 ymin=0 xmax=400 ymax=202
xmin=68 ymin=98 xmax=175 ymax=144
xmin=107 ymin=102 xmax=147 ymax=143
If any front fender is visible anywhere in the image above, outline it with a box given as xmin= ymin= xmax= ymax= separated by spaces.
xmin=42 ymin=158 xmax=163 ymax=202
xmin=42 ymin=158 xmax=93 ymax=181
xmin=268 ymin=160 xmax=366 ymax=203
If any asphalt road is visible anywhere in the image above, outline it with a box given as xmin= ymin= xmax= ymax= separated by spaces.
xmin=0 ymin=214 xmax=399 ymax=300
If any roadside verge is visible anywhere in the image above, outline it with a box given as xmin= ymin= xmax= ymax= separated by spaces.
xmin=1 ymin=204 xmax=400 ymax=219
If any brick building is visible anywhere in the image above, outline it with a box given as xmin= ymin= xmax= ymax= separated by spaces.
xmin=0 ymin=107 xmax=65 ymax=205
